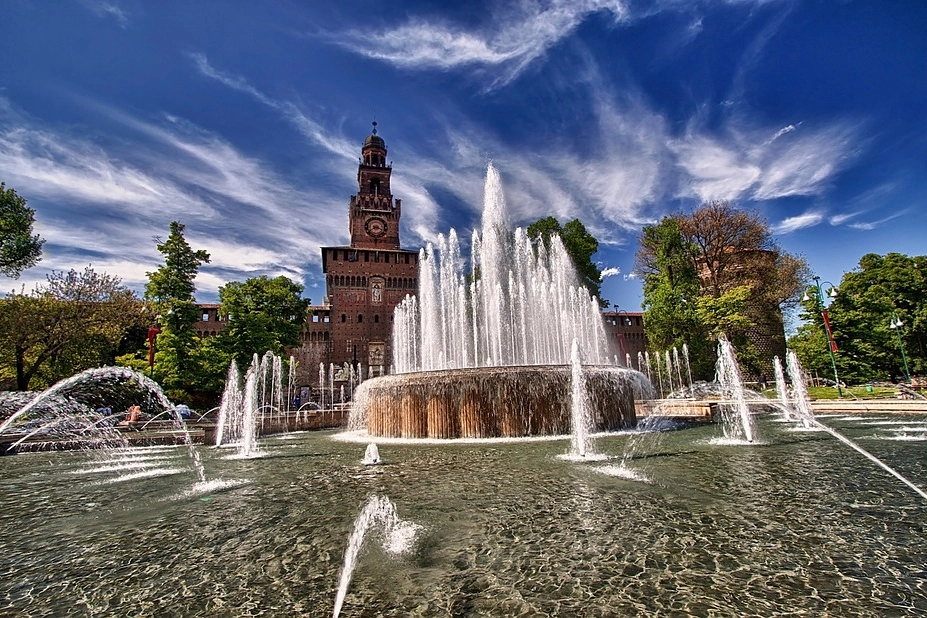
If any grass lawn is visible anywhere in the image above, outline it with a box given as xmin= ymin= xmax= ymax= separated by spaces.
xmin=805 ymin=385 xmax=911 ymax=400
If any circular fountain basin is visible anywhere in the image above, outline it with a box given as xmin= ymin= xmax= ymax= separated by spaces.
xmin=352 ymin=365 xmax=640 ymax=439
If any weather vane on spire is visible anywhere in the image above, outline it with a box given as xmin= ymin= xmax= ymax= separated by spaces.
xmin=371 ymin=120 xmax=378 ymax=135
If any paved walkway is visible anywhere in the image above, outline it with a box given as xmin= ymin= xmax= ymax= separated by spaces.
xmin=811 ymin=398 xmax=927 ymax=414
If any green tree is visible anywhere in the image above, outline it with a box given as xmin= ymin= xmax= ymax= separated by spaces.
xmin=791 ymin=253 xmax=926 ymax=384
xmin=0 ymin=183 xmax=44 ymax=278
xmin=144 ymin=221 xmax=210 ymax=397
xmin=215 ymin=275 xmax=310 ymax=370
xmin=636 ymin=203 xmax=808 ymax=379
xmin=527 ymin=216 xmax=605 ymax=304
xmin=636 ymin=217 xmax=715 ymax=380
xmin=0 ymin=266 xmax=143 ymax=390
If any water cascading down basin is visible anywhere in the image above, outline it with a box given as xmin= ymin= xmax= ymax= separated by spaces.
xmin=351 ymin=365 xmax=637 ymax=439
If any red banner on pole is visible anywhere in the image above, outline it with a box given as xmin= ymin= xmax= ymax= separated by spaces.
xmin=821 ymin=310 xmax=838 ymax=352
xmin=617 ymin=333 xmax=628 ymax=358
xmin=147 ymin=326 xmax=161 ymax=369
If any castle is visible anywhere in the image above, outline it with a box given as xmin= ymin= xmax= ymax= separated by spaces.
xmin=195 ymin=124 xmax=646 ymax=391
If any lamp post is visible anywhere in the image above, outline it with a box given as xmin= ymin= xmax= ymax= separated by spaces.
xmin=889 ymin=312 xmax=911 ymax=383
xmin=803 ymin=275 xmax=842 ymax=396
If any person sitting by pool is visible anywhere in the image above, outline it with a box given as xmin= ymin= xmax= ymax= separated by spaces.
xmin=126 ymin=405 xmax=141 ymax=423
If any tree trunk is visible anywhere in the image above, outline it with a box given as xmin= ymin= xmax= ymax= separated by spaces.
xmin=15 ymin=346 xmax=28 ymax=391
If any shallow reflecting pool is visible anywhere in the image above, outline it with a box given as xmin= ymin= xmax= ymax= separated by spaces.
xmin=1 ymin=414 xmax=925 ymax=616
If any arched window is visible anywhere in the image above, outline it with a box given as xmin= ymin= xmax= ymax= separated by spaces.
xmin=358 ymin=314 xmax=364 ymax=323
xmin=341 ymin=314 xmax=347 ymax=323
xmin=374 ymin=314 xmax=380 ymax=324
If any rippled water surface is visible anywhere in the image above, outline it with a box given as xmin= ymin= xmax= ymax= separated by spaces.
xmin=1 ymin=415 xmax=926 ymax=616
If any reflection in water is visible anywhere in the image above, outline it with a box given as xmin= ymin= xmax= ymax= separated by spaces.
xmin=0 ymin=419 xmax=925 ymax=616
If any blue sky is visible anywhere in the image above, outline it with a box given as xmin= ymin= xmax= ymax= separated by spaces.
xmin=2 ymin=1 xmax=925 ymax=314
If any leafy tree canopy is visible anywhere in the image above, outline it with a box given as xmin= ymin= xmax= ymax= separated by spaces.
xmin=636 ymin=217 xmax=715 ymax=380
xmin=636 ymin=203 xmax=808 ymax=379
xmin=215 ymin=275 xmax=310 ymax=369
xmin=143 ymin=221 xmax=210 ymax=397
xmin=0 ymin=183 xmax=44 ymax=278
xmin=790 ymin=252 xmax=926 ymax=384
xmin=0 ymin=266 xmax=142 ymax=390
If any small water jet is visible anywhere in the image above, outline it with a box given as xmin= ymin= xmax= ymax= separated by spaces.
xmin=333 ymin=495 xmax=421 ymax=617
xmin=568 ymin=339 xmax=591 ymax=458
xmin=362 ymin=443 xmax=381 ymax=465
xmin=785 ymin=351 xmax=815 ymax=429
xmin=772 ymin=356 xmax=794 ymax=422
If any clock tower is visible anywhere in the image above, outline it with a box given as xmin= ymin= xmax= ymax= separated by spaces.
xmin=316 ymin=123 xmax=420 ymax=376
xmin=350 ymin=122 xmax=401 ymax=249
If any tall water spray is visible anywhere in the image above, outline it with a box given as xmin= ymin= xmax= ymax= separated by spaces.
xmin=392 ymin=164 xmax=609 ymax=373
xmin=569 ymin=339 xmax=591 ymax=457
xmin=785 ymin=351 xmax=815 ymax=428
xmin=715 ymin=336 xmax=756 ymax=443
xmin=772 ymin=356 xmax=793 ymax=421
xmin=682 ymin=343 xmax=693 ymax=389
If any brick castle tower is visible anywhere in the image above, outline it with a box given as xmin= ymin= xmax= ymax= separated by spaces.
xmin=318 ymin=123 xmax=420 ymax=375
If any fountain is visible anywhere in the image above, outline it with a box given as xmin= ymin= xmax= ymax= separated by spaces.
xmin=0 ymin=366 xmax=180 ymax=453
xmin=2 ymin=169 xmax=926 ymax=615
xmin=351 ymin=164 xmax=645 ymax=438
xmin=215 ymin=351 xmax=296 ymax=457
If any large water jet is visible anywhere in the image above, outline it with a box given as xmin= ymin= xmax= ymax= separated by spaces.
xmin=350 ymin=164 xmax=646 ymax=438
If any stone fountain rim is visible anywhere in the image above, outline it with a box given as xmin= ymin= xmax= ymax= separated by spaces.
xmin=361 ymin=364 xmax=641 ymax=385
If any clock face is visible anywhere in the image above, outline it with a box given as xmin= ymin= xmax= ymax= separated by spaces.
xmin=365 ymin=217 xmax=387 ymax=238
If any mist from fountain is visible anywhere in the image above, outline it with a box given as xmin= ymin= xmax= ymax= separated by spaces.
xmin=333 ymin=495 xmax=421 ymax=617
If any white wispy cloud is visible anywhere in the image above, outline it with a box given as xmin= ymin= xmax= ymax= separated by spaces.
xmin=764 ymin=123 xmax=799 ymax=145
xmin=189 ymin=53 xmax=356 ymax=161
xmin=847 ymin=210 xmax=908 ymax=231
xmin=78 ymin=0 xmax=129 ymax=28
xmin=772 ymin=210 xmax=824 ymax=234
xmin=828 ymin=211 xmax=861 ymax=225
xmin=0 ymin=97 xmax=349 ymax=298
xmin=600 ymin=266 xmax=621 ymax=279
xmin=332 ymin=0 xmax=630 ymax=88
xmin=672 ymin=119 xmax=859 ymax=203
